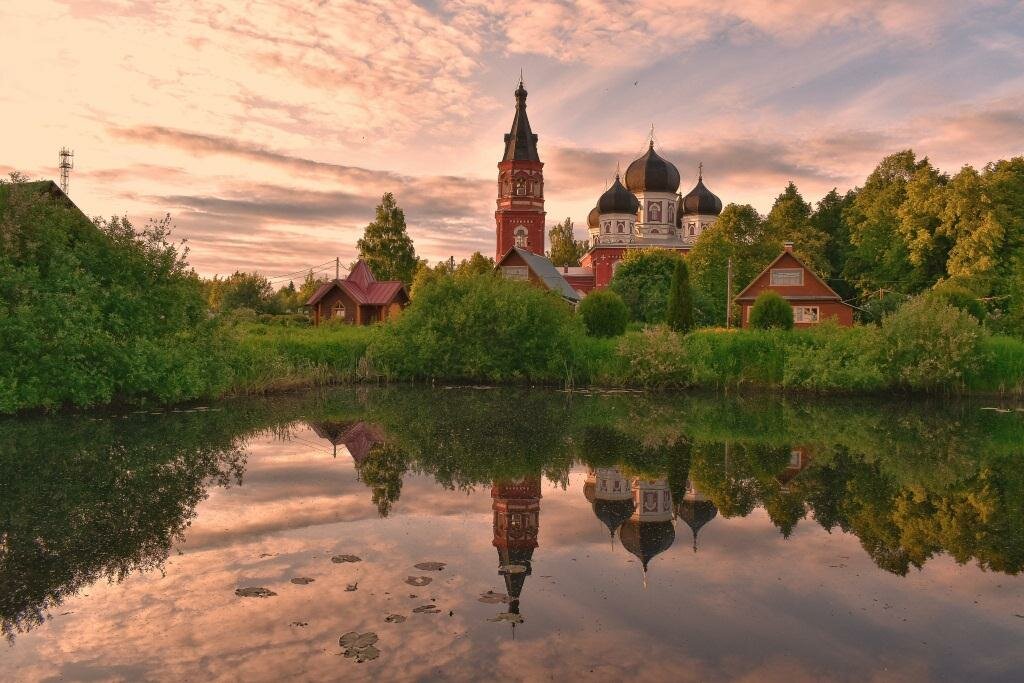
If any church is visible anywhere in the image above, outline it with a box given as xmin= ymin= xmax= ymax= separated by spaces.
xmin=494 ymin=79 xmax=723 ymax=294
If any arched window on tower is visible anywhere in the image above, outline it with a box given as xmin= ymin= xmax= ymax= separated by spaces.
xmin=514 ymin=227 xmax=528 ymax=247
xmin=515 ymin=178 xmax=526 ymax=196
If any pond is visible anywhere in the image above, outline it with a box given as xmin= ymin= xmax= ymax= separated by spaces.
xmin=2 ymin=387 xmax=1023 ymax=681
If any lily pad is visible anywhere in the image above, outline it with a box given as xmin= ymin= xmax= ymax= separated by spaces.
xmin=290 ymin=577 xmax=315 ymax=585
xmin=332 ymin=554 xmax=362 ymax=563
xmin=345 ymin=582 xmax=359 ymax=592
xmin=235 ymin=586 xmax=276 ymax=598
xmin=354 ymin=632 xmax=378 ymax=648
xmin=478 ymin=590 xmax=509 ymax=604
xmin=384 ymin=614 xmax=406 ymax=623
xmin=488 ymin=612 xmax=524 ymax=624
xmin=290 ymin=621 xmax=309 ymax=627
xmin=412 ymin=604 xmax=441 ymax=614
xmin=405 ymin=576 xmax=432 ymax=587
xmin=414 ymin=562 xmax=446 ymax=571
xmin=355 ymin=645 xmax=380 ymax=662
xmin=340 ymin=631 xmax=382 ymax=663
xmin=340 ymin=631 xmax=361 ymax=648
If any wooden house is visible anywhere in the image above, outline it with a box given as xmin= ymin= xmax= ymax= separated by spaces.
xmin=495 ymin=246 xmax=582 ymax=304
xmin=305 ymin=260 xmax=408 ymax=325
xmin=735 ymin=243 xmax=854 ymax=327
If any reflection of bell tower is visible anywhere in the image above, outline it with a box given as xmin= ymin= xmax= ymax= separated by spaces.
xmin=492 ymin=476 xmax=542 ymax=625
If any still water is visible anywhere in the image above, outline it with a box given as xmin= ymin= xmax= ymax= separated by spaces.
xmin=2 ymin=387 xmax=1023 ymax=682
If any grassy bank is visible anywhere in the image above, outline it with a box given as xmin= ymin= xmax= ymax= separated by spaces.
xmin=221 ymin=319 xmax=1024 ymax=398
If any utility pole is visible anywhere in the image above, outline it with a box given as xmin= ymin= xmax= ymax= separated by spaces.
xmin=449 ymin=255 xmax=455 ymax=272
xmin=58 ymin=147 xmax=74 ymax=194
xmin=726 ymin=257 xmax=733 ymax=328
xmin=336 ymin=257 xmax=340 ymax=280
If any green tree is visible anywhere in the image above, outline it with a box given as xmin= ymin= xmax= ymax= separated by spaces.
xmin=297 ymin=270 xmax=329 ymax=304
xmin=749 ymin=291 xmax=794 ymax=330
xmin=764 ymin=182 xmax=830 ymax=275
xmin=215 ymin=271 xmax=274 ymax=313
xmin=547 ymin=218 xmax=588 ymax=267
xmin=687 ymin=204 xmax=779 ymax=325
xmin=578 ymin=289 xmax=628 ymax=337
xmin=609 ymin=249 xmax=682 ymax=323
xmin=665 ymin=257 xmax=695 ymax=332
xmin=454 ymin=252 xmax=495 ymax=278
xmin=811 ymin=188 xmax=856 ymax=296
xmin=357 ymin=192 xmax=419 ymax=286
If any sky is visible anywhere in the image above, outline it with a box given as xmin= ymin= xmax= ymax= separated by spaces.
xmin=3 ymin=1 xmax=1024 ymax=281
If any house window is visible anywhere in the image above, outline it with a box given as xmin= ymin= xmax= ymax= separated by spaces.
xmin=789 ymin=450 xmax=803 ymax=467
xmin=793 ymin=306 xmax=820 ymax=323
xmin=502 ymin=266 xmax=528 ymax=281
xmin=770 ymin=268 xmax=804 ymax=286
xmin=331 ymin=301 xmax=346 ymax=319
xmin=514 ymin=227 xmax=528 ymax=247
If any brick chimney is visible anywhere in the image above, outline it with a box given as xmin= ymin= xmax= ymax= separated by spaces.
xmin=783 ymin=241 xmax=794 ymax=253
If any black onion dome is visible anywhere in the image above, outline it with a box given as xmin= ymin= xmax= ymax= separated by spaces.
xmin=597 ymin=175 xmax=640 ymax=215
xmin=587 ymin=206 xmax=600 ymax=230
xmin=676 ymin=499 xmax=718 ymax=552
xmin=619 ymin=519 xmax=676 ymax=570
xmin=624 ymin=141 xmax=680 ymax=194
xmin=593 ymin=497 xmax=635 ymax=538
xmin=681 ymin=177 xmax=722 ymax=216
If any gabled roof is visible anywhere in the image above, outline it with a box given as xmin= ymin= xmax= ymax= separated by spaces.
xmin=734 ymin=249 xmax=845 ymax=303
xmin=4 ymin=179 xmax=88 ymax=218
xmin=305 ymin=259 xmax=408 ymax=306
xmin=497 ymin=246 xmax=581 ymax=302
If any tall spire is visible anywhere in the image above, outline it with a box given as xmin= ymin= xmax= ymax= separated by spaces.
xmin=503 ymin=78 xmax=540 ymax=162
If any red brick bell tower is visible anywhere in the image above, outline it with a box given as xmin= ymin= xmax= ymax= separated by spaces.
xmin=495 ymin=79 xmax=545 ymax=260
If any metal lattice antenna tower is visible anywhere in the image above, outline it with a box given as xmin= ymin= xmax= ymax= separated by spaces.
xmin=58 ymin=147 xmax=74 ymax=194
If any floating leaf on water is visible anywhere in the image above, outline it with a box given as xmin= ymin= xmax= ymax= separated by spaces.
xmin=339 ymin=631 xmax=361 ymax=647
xmin=290 ymin=621 xmax=309 ymax=627
xmin=356 ymin=645 xmax=380 ymax=662
xmin=487 ymin=612 xmax=524 ymax=624
xmin=345 ymin=583 xmax=359 ymax=592
xmin=412 ymin=604 xmax=441 ymax=614
xmin=291 ymin=577 xmax=315 ymax=585
xmin=414 ymin=562 xmax=445 ymax=571
xmin=405 ymin=576 xmax=432 ymax=587
xmin=354 ymin=632 xmax=378 ymax=648
xmin=478 ymin=590 xmax=509 ymax=604
xmin=235 ymin=587 xmax=276 ymax=598
xmin=332 ymin=554 xmax=362 ymax=563
xmin=384 ymin=614 xmax=406 ymax=623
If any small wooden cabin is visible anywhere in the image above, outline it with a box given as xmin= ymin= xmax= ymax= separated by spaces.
xmin=305 ymin=260 xmax=408 ymax=326
xmin=735 ymin=243 xmax=854 ymax=327
xmin=495 ymin=246 xmax=582 ymax=304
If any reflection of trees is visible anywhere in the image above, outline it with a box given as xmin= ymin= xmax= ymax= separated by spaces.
xmin=358 ymin=442 xmax=410 ymax=518
xmin=0 ymin=413 xmax=246 ymax=642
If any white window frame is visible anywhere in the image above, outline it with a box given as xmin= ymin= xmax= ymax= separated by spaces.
xmin=770 ymin=268 xmax=804 ymax=286
xmin=502 ymin=266 xmax=528 ymax=281
xmin=793 ymin=306 xmax=820 ymax=324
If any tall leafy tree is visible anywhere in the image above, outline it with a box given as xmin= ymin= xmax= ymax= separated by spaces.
xmin=608 ymin=249 xmax=681 ymax=323
xmin=687 ymin=204 xmax=779 ymax=325
xmin=764 ymin=182 xmax=830 ymax=275
xmin=811 ymin=188 xmax=856 ymax=298
xmin=665 ymin=257 xmax=695 ymax=332
xmin=547 ymin=218 xmax=588 ymax=267
xmin=454 ymin=252 xmax=495 ymax=278
xmin=897 ymin=163 xmax=950 ymax=286
xmin=357 ymin=192 xmax=419 ymax=286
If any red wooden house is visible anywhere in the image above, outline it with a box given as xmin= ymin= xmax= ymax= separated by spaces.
xmin=305 ymin=260 xmax=408 ymax=326
xmin=734 ymin=243 xmax=854 ymax=327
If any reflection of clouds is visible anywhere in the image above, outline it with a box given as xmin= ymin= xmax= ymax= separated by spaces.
xmin=8 ymin=436 xmax=1024 ymax=682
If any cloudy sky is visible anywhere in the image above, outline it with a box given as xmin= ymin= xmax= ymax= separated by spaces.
xmin=3 ymin=1 xmax=1024 ymax=279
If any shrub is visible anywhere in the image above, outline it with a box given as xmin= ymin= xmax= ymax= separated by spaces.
xmin=929 ymin=282 xmax=986 ymax=321
xmin=879 ymin=295 xmax=987 ymax=391
xmin=665 ymin=258 xmax=695 ymax=332
xmin=578 ymin=289 xmax=628 ymax=338
xmin=615 ymin=325 xmax=689 ymax=387
xmin=782 ymin=323 xmax=886 ymax=392
xmin=749 ymin=292 xmax=794 ymax=330
xmin=368 ymin=274 xmax=578 ymax=382
xmin=609 ymin=249 xmax=680 ymax=323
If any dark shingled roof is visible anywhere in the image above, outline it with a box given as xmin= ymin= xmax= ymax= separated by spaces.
xmin=497 ymin=246 xmax=582 ymax=303
xmin=625 ymin=141 xmax=680 ymax=194
xmin=681 ymin=176 xmax=723 ymax=217
xmin=305 ymin=259 xmax=408 ymax=307
xmin=502 ymin=81 xmax=540 ymax=162
xmin=597 ymin=174 xmax=640 ymax=215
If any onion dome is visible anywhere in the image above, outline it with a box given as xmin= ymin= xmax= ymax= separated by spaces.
xmin=619 ymin=519 xmax=676 ymax=572
xmin=624 ymin=141 xmax=680 ymax=194
xmin=584 ymin=480 xmax=596 ymax=504
xmin=587 ymin=206 xmax=600 ymax=230
xmin=597 ymin=174 xmax=640 ymax=215
xmin=676 ymin=499 xmax=718 ymax=552
xmin=593 ymin=497 xmax=635 ymax=538
xmin=681 ymin=168 xmax=722 ymax=216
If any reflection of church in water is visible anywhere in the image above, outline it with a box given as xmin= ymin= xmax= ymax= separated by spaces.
xmin=491 ymin=476 xmax=541 ymax=628
xmin=585 ymin=468 xmax=719 ymax=583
